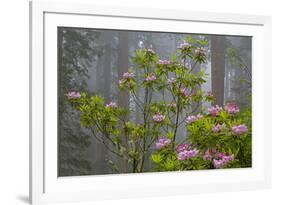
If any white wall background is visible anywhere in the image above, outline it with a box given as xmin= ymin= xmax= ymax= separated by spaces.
xmin=0 ymin=0 xmax=279 ymax=204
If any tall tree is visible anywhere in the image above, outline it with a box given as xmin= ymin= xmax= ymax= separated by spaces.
xmin=58 ymin=28 xmax=102 ymax=176
xmin=211 ymin=36 xmax=226 ymax=106
xmin=117 ymin=31 xmax=129 ymax=173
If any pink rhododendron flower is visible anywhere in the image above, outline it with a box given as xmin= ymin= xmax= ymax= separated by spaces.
xmin=176 ymin=143 xmax=190 ymax=153
xmin=212 ymin=124 xmax=222 ymax=133
xmin=212 ymin=153 xmax=234 ymax=169
xmin=105 ymin=101 xmax=117 ymax=108
xmin=178 ymin=41 xmax=191 ymax=49
xmin=203 ymin=150 xmax=213 ymax=161
xmin=67 ymin=91 xmax=81 ymax=99
xmin=177 ymin=148 xmax=199 ymax=161
xmin=155 ymin=137 xmax=171 ymax=150
xmin=144 ymin=47 xmax=155 ymax=54
xmin=207 ymin=91 xmax=214 ymax=97
xmin=204 ymin=150 xmax=234 ymax=168
xmin=185 ymin=115 xmax=197 ymax=124
xmin=118 ymin=79 xmax=126 ymax=86
xmin=225 ymin=102 xmax=240 ymax=114
xmin=232 ymin=124 xmax=248 ymax=135
xmin=122 ymin=71 xmax=135 ymax=79
xmin=158 ymin=60 xmax=171 ymax=65
xmin=180 ymin=87 xmax=189 ymax=97
xmin=213 ymin=159 xmax=225 ymax=169
xmin=208 ymin=105 xmax=222 ymax=116
xmin=185 ymin=113 xmax=203 ymax=124
xmin=146 ymin=73 xmax=157 ymax=82
xmin=152 ymin=113 xmax=165 ymax=123
xmin=196 ymin=113 xmax=203 ymax=119
xmin=212 ymin=124 xmax=226 ymax=133
xmin=203 ymin=149 xmax=218 ymax=161
xmin=195 ymin=47 xmax=206 ymax=55
xmin=216 ymin=152 xmax=226 ymax=158
xmin=221 ymin=155 xmax=234 ymax=162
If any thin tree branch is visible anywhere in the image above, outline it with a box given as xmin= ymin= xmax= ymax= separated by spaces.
xmin=89 ymin=127 xmax=123 ymax=157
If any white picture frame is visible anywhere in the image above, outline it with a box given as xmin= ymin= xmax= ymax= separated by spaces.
xmin=29 ymin=1 xmax=272 ymax=204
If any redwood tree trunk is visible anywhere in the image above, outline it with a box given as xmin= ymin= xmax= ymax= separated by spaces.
xmin=211 ymin=36 xmax=226 ymax=106
xmin=117 ymin=31 xmax=129 ymax=173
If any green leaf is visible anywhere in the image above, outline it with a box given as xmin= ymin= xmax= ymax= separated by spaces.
xmin=151 ymin=153 xmax=162 ymax=164
xmin=170 ymin=53 xmax=177 ymax=62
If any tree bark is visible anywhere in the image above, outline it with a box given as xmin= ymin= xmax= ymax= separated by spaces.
xmin=117 ymin=31 xmax=129 ymax=173
xmin=211 ymin=36 xmax=226 ymax=106
xmin=103 ymin=33 xmax=112 ymax=101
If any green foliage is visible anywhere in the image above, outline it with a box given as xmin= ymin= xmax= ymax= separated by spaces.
xmin=187 ymin=109 xmax=252 ymax=168
xmin=67 ymin=36 xmax=252 ymax=173
xmin=132 ymin=48 xmax=159 ymax=69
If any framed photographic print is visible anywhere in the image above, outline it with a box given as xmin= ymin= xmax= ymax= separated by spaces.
xmin=29 ymin=0 xmax=272 ymax=204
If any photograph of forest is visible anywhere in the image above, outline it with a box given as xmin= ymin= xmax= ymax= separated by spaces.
xmin=57 ymin=27 xmax=252 ymax=176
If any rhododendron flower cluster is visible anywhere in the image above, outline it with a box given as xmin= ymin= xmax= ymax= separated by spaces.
xmin=155 ymin=137 xmax=171 ymax=150
xmin=185 ymin=113 xmax=203 ymax=124
xmin=152 ymin=113 xmax=165 ymax=122
xmin=224 ymin=102 xmax=240 ymax=114
xmin=105 ymin=101 xmax=117 ymax=108
xmin=185 ymin=115 xmax=197 ymax=124
xmin=195 ymin=47 xmax=206 ymax=55
xmin=212 ymin=153 xmax=234 ymax=169
xmin=158 ymin=60 xmax=171 ymax=65
xmin=119 ymin=71 xmax=135 ymax=88
xmin=212 ymin=124 xmax=226 ymax=133
xmin=176 ymin=143 xmax=190 ymax=153
xmin=122 ymin=71 xmax=135 ymax=79
xmin=232 ymin=124 xmax=248 ymax=135
xmin=178 ymin=41 xmax=191 ymax=49
xmin=180 ymin=87 xmax=189 ymax=97
xmin=144 ymin=47 xmax=155 ymax=54
xmin=203 ymin=150 xmax=234 ymax=168
xmin=67 ymin=91 xmax=81 ymax=99
xmin=208 ymin=105 xmax=223 ymax=116
xmin=177 ymin=148 xmax=199 ymax=161
xmin=203 ymin=149 xmax=214 ymax=161
xmin=118 ymin=79 xmax=126 ymax=86
xmin=145 ymin=73 xmax=157 ymax=82
xmin=207 ymin=91 xmax=214 ymax=97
